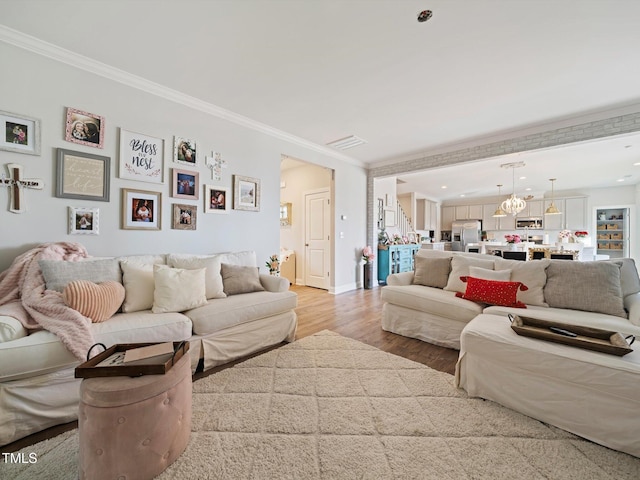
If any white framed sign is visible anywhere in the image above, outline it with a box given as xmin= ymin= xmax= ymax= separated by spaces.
xmin=119 ymin=129 xmax=164 ymax=184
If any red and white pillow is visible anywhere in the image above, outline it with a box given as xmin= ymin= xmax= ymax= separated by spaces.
xmin=455 ymin=276 xmax=528 ymax=308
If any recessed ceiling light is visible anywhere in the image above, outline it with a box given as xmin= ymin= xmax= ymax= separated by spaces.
xmin=441 ymin=185 xmax=447 ymax=189
xmin=525 ymin=187 xmax=532 ymax=191
xmin=617 ymin=178 xmax=625 ymax=182
xmin=634 ymin=162 xmax=640 ymax=166
xmin=519 ymin=176 xmax=526 ymax=180
xmin=460 ymin=194 xmax=465 ymax=197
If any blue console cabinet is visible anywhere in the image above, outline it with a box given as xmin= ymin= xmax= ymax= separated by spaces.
xmin=377 ymin=244 xmax=420 ymax=285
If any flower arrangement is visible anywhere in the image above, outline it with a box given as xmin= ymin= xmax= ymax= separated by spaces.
xmin=504 ymin=234 xmax=521 ymax=244
xmin=558 ymin=229 xmax=572 ymax=239
xmin=392 ymin=233 xmax=403 ymax=244
xmin=362 ymin=246 xmax=375 ymax=264
xmin=265 ymin=254 xmax=280 ymax=274
xmin=574 ymin=231 xmax=589 ymax=238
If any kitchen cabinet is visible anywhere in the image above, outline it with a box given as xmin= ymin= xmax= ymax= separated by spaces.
xmin=455 ymin=204 xmax=482 ymax=220
xmin=482 ymin=204 xmax=499 ymax=231
xmin=564 ymin=197 xmax=587 ymax=230
xmin=499 ymin=214 xmax=516 ymax=231
xmin=429 ymin=201 xmax=438 ymax=230
xmin=416 ymin=199 xmax=438 ymax=231
xmin=516 ymin=200 xmax=543 ymax=218
xmin=441 ymin=206 xmax=455 ymax=230
xmin=377 ymin=244 xmax=420 ymax=285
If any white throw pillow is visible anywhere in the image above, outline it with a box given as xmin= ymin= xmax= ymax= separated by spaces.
xmin=495 ymin=258 xmax=550 ymax=307
xmin=469 ymin=266 xmax=511 ymax=281
xmin=120 ymin=261 xmax=155 ymax=313
xmin=444 ymin=256 xmax=496 ymax=293
xmin=167 ymin=255 xmax=226 ymax=299
xmin=218 ymin=251 xmax=257 ymax=267
xmin=152 ymin=265 xmax=208 ymax=313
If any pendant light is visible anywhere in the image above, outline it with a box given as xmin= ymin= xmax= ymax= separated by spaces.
xmin=492 ymin=184 xmax=507 ymax=217
xmin=545 ymin=178 xmax=562 ymax=215
xmin=500 ymin=162 xmax=527 ymax=216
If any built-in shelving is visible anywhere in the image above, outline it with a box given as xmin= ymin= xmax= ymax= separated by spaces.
xmin=596 ymin=208 xmax=628 ymax=258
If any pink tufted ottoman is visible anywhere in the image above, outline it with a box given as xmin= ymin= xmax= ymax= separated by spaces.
xmin=78 ymin=353 xmax=192 ymax=480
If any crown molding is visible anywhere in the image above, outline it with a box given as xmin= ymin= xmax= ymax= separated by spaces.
xmin=0 ymin=24 xmax=364 ymax=168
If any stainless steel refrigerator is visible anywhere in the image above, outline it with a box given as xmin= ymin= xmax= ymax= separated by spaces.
xmin=451 ymin=220 xmax=482 ymax=252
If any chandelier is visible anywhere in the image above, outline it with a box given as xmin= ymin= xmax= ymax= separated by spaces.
xmin=500 ymin=162 xmax=526 ymax=216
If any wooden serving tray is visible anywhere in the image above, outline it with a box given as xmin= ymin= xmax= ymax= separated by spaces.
xmin=509 ymin=315 xmax=634 ymax=356
xmin=75 ymin=341 xmax=189 ymax=378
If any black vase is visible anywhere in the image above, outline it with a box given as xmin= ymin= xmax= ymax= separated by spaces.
xmin=363 ymin=262 xmax=373 ymax=289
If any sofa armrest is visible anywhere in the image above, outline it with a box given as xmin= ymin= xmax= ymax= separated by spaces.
xmin=259 ymin=274 xmax=290 ymax=292
xmin=386 ymin=271 xmax=414 ymax=286
xmin=624 ymin=292 xmax=640 ymax=327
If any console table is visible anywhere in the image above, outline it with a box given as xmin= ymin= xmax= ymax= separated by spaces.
xmin=377 ymin=244 xmax=420 ymax=285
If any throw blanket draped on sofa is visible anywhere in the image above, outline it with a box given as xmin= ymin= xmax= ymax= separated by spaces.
xmin=0 ymin=242 xmax=93 ymax=361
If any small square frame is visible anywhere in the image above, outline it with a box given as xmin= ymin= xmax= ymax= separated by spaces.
xmin=69 ymin=206 xmax=99 ymax=235
xmin=64 ymin=107 xmax=105 ymax=148
xmin=233 ymin=175 xmax=260 ymax=212
xmin=121 ymin=188 xmax=162 ymax=230
xmin=56 ymin=148 xmax=110 ymax=202
xmin=173 ymin=136 xmax=197 ymax=166
xmin=1 ymin=110 xmax=41 ymax=155
xmin=172 ymin=168 xmax=199 ymax=200
xmin=172 ymin=203 xmax=197 ymax=230
xmin=204 ymin=185 xmax=229 ymax=214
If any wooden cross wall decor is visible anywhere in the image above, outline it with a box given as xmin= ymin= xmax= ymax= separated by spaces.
xmin=1 ymin=163 xmax=44 ymax=213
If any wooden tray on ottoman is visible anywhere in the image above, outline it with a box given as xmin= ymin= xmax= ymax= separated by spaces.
xmin=509 ymin=315 xmax=634 ymax=356
xmin=75 ymin=341 xmax=189 ymax=378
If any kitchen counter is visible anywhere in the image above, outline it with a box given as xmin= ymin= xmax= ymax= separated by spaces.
xmin=421 ymin=242 xmax=445 ymax=251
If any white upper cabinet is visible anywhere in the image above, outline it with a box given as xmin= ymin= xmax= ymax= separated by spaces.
xmin=516 ymin=200 xmax=543 ymax=218
xmin=441 ymin=206 xmax=455 ymax=230
xmin=564 ymin=197 xmax=587 ymax=230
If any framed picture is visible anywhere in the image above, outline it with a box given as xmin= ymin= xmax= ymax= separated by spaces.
xmin=384 ymin=209 xmax=396 ymax=227
xmin=204 ymin=185 xmax=229 ymax=214
xmin=172 ymin=203 xmax=197 ymax=230
xmin=233 ymin=175 xmax=260 ymax=212
xmin=1 ymin=110 xmax=41 ymax=155
xmin=64 ymin=107 xmax=104 ymax=148
xmin=121 ymin=188 xmax=161 ymax=230
xmin=68 ymin=207 xmax=99 ymax=235
xmin=172 ymin=168 xmax=199 ymax=200
xmin=173 ymin=136 xmax=197 ymax=166
xmin=118 ymin=129 xmax=164 ymax=183
xmin=56 ymin=148 xmax=110 ymax=202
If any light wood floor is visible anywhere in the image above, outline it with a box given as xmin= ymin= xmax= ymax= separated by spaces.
xmin=2 ymin=284 xmax=459 ymax=453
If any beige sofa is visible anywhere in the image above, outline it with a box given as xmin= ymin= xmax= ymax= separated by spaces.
xmin=0 ymin=250 xmax=297 ymax=446
xmin=381 ymin=249 xmax=640 ymax=349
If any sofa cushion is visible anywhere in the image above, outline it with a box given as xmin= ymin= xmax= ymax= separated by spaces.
xmin=116 ymin=254 xmax=166 ymax=265
xmin=381 ymin=285 xmax=484 ymax=322
xmin=218 ymin=251 xmax=257 ymax=267
xmin=0 ymin=315 xmax=27 ymax=343
xmin=39 ymin=258 xmax=122 ymax=292
xmin=443 ymin=256 xmax=495 ymax=293
xmin=469 ymin=266 xmax=511 ymax=281
xmin=543 ymin=261 xmax=627 ymax=318
xmin=412 ymin=256 xmax=451 ymax=288
xmin=152 ymin=265 xmax=208 ymax=313
xmin=167 ymin=255 xmax=226 ymax=299
xmin=455 ymin=277 xmax=527 ymax=308
xmin=62 ymin=280 xmax=125 ymax=323
xmin=184 ymin=291 xmax=298 ymax=335
xmin=120 ymin=261 xmax=155 ymax=313
xmin=603 ymin=258 xmax=640 ymax=298
xmin=495 ymin=258 xmax=550 ymax=307
xmin=221 ymin=264 xmax=265 ymax=296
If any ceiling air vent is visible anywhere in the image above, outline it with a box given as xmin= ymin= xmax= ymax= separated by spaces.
xmin=326 ymin=135 xmax=367 ymax=150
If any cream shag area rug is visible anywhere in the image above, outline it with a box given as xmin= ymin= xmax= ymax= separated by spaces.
xmin=5 ymin=330 xmax=640 ymax=479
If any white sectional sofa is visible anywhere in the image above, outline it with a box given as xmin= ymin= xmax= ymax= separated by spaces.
xmin=0 ymin=249 xmax=297 ymax=446
xmin=381 ymin=249 xmax=640 ymax=349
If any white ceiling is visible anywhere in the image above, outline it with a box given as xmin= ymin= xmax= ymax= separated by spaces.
xmin=2 ymin=0 xmax=640 ymax=198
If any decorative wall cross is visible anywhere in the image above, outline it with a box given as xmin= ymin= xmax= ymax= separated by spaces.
xmin=205 ymin=152 xmax=228 ymax=181
xmin=1 ymin=163 xmax=44 ymax=213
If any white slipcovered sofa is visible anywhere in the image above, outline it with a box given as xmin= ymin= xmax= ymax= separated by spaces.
xmin=0 ymin=249 xmax=297 ymax=446
xmin=381 ymin=249 xmax=640 ymax=349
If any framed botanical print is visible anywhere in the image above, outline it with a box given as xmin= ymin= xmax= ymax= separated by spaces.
xmin=172 ymin=168 xmax=199 ymax=200
xmin=0 ymin=110 xmax=41 ymax=155
xmin=68 ymin=206 xmax=99 ymax=235
xmin=204 ymin=185 xmax=229 ymax=214
xmin=233 ymin=175 xmax=260 ymax=212
xmin=172 ymin=203 xmax=197 ymax=230
xmin=56 ymin=149 xmax=110 ymax=202
xmin=118 ymin=129 xmax=164 ymax=183
xmin=173 ymin=136 xmax=197 ymax=166
xmin=121 ymin=188 xmax=161 ymax=230
xmin=64 ymin=107 xmax=105 ymax=148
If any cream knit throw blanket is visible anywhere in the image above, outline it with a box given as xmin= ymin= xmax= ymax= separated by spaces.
xmin=0 ymin=242 xmax=94 ymax=361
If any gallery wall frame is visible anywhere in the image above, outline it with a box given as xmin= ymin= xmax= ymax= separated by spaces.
xmin=121 ymin=188 xmax=161 ymax=230
xmin=172 ymin=203 xmax=197 ymax=230
xmin=233 ymin=174 xmax=260 ymax=212
xmin=119 ymin=128 xmax=164 ymax=184
xmin=172 ymin=168 xmax=199 ymax=200
xmin=204 ymin=184 xmax=229 ymax=214
xmin=64 ymin=107 xmax=104 ymax=149
xmin=0 ymin=110 xmax=41 ymax=155
xmin=56 ymin=148 xmax=110 ymax=202
xmin=68 ymin=206 xmax=99 ymax=235
xmin=173 ymin=136 xmax=197 ymax=166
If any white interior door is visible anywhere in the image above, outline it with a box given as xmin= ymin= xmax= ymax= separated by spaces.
xmin=305 ymin=189 xmax=330 ymax=289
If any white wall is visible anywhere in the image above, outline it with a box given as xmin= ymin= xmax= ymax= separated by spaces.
xmin=0 ymin=42 xmax=368 ymax=292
